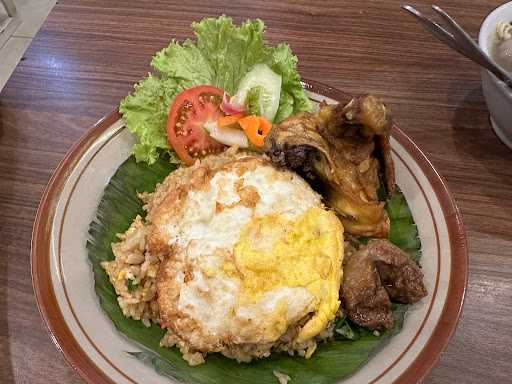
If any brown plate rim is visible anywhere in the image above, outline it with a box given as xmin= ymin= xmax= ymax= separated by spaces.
xmin=31 ymin=79 xmax=468 ymax=384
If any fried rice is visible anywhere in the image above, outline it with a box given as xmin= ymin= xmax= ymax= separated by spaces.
xmin=101 ymin=148 xmax=341 ymax=366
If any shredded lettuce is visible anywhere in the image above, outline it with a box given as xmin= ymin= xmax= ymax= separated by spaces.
xmin=119 ymin=16 xmax=312 ymax=164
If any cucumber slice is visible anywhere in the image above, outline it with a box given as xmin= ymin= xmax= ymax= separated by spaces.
xmin=232 ymin=64 xmax=282 ymax=122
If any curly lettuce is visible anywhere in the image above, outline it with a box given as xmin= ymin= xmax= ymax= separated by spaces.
xmin=119 ymin=16 xmax=312 ymax=164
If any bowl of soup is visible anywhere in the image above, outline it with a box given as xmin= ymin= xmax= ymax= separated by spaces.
xmin=479 ymin=1 xmax=512 ymax=149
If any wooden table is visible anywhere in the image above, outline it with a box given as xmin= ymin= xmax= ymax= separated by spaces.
xmin=1 ymin=1 xmax=511 ymax=383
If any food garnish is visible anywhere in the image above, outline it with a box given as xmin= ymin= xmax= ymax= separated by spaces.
xmin=204 ymin=120 xmax=249 ymax=148
xmin=238 ymin=115 xmax=272 ymax=147
xmin=166 ymin=85 xmax=226 ymax=165
xmin=120 ymin=16 xmax=312 ymax=164
xmin=220 ymin=92 xmax=246 ymax=115
xmin=231 ymin=63 xmax=282 ymax=122
xmin=217 ymin=113 xmax=245 ymax=127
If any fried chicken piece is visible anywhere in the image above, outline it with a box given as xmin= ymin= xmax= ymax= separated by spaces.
xmin=264 ymin=95 xmax=395 ymax=237
xmin=341 ymin=239 xmax=427 ymax=331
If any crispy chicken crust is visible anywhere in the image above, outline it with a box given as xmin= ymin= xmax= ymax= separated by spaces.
xmin=264 ymin=95 xmax=395 ymax=237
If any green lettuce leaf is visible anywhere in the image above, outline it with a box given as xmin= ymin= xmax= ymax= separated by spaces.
xmin=119 ymin=75 xmax=183 ymax=164
xmin=193 ymin=16 xmax=269 ymax=94
xmin=269 ymin=44 xmax=312 ymax=123
xmin=119 ymin=16 xmax=312 ymax=164
xmin=151 ymin=40 xmax=214 ymax=86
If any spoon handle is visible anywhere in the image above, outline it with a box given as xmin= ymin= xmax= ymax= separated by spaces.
xmin=402 ymin=4 xmax=512 ymax=88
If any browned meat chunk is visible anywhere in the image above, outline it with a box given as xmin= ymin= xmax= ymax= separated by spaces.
xmin=341 ymin=239 xmax=427 ymax=331
xmin=342 ymin=243 xmax=394 ymax=330
xmin=370 ymin=239 xmax=428 ymax=303
xmin=264 ymin=95 xmax=395 ymax=238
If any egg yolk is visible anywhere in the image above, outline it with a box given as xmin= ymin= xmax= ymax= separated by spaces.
xmin=224 ymin=207 xmax=344 ymax=342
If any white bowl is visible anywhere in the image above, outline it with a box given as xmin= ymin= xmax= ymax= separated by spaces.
xmin=479 ymin=1 xmax=512 ymax=149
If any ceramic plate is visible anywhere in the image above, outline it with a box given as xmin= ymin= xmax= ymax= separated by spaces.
xmin=31 ymin=80 xmax=467 ymax=384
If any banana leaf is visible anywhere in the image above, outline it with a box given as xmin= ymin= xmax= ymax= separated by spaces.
xmin=86 ymin=154 xmax=420 ymax=384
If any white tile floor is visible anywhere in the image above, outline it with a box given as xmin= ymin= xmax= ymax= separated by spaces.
xmin=0 ymin=0 xmax=56 ymax=92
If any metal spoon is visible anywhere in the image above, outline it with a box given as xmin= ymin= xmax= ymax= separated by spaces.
xmin=402 ymin=4 xmax=512 ymax=89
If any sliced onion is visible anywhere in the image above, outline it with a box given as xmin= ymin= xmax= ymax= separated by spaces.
xmin=220 ymin=92 xmax=246 ymax=115
xmin=204 ymin=121 xmax=249 ymax=148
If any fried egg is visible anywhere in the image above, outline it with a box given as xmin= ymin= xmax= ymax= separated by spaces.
xmin=149 ymin=152 xmax=344 ymax=358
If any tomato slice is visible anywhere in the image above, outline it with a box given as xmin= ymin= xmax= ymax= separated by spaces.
xmin=167 ymin=85 xmax=226 ymax=165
